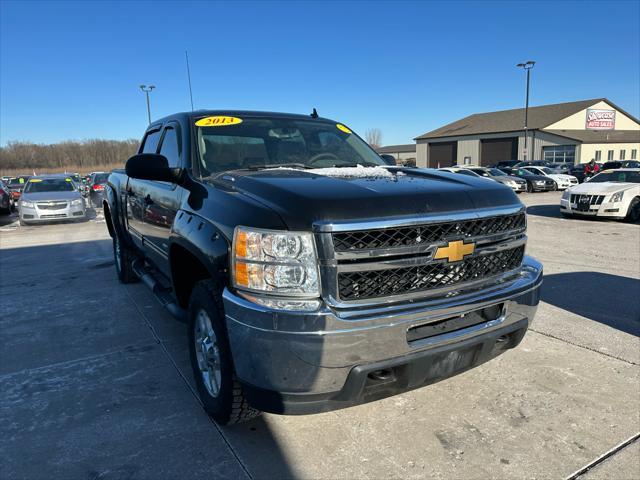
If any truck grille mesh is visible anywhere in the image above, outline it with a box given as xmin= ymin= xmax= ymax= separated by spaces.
xmin=337 ymin=245 xmax=525 ymax=301
xmin=332 ymin=212 xmax=525 ymax=252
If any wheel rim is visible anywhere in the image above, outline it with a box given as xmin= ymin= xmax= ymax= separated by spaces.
xmin=114 ymin=237 xmax=122 ymax=272
xmin=194 ymin=309 xmax=222 ymax=397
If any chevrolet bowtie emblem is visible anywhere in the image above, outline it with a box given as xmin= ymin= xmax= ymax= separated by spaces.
xmin=434 ymin=240 xmax=475 ymax=263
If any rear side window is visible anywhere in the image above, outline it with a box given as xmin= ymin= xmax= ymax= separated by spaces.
xmin=141 ymin=130 xmax=162 ymax=154
xmin=159 ymin=127 xmax=180 ymax=168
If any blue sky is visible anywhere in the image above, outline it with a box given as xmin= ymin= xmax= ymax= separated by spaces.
xmin=1 ymin=0 xmax=639 ymax=146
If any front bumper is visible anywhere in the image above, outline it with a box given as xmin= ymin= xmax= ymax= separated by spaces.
xmin=532 ymin=182 xmax=555 ymax=191
xmin=20 ymin=203 xmax=86 ymax=223
xmin=560 ymin=198 xmax=626 ymax=219
xmin=223 ymin=255 xmax=543 ymax=414
xmin=507 ymin=182 xmax=527 ymax=192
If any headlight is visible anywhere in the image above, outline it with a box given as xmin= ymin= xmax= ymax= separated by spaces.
xmin=535 ymin=180 xmax=545 ymax=185
xmin=562 ymin=190 xmax=571 ymax=200
xmin=71 ymin=198 xmax=83 ymax=206
xmin=21 ymin=200 xmax=35 ymax=208
xmin=610 ymin=191 xmax=624 ymax=203
xmin=232 ymin=227 xmax=319 ymax=297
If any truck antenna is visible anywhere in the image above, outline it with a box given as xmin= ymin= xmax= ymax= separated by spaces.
xmin=185 ymin=50 xmax=194 ymax=111
xmin=310 ymin=108 xmax=318 ymax=118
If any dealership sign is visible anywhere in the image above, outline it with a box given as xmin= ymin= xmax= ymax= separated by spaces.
xmin=585 ymin=109 xmax=616 ymax=130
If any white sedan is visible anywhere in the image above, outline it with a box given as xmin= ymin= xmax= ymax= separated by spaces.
xmin=560 ymin=168 xmax=640 ymax=221
xmin=523 ymin=166 xmax=578 ymax=190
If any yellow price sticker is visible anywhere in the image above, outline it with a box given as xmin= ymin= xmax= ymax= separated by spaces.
xmin=65 ymin=178 xmax=72 ymax=182
xmin=195 ymin=116 xmax=243 ymax=127
xmin=336 ymin=123 xmax=352 ymax=134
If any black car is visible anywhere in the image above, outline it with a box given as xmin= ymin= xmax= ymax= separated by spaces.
xmin=0 ymin=181 xmax=14 ymax=214
xmin=88 ymin=172 xmax=110 ymax=207
xmin=493 ymin=160 xmax=520 ymax=173
xmin=602 ymin=160 xmax=640 ymax=171
xmin=510 ymin=168 xmax=557 ymax=192
xmin=514 ymin=160 xmax=553 ymax=168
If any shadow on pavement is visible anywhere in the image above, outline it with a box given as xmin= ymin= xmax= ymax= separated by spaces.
xmin=526 ymin=204 xmax=561 ymax=219
xmin=543 ymin=272 xmax=640 ymax=336
xmin=0 ymin=239 xmax=296 ymax=479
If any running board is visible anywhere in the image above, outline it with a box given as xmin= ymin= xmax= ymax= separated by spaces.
xmin=132 ymin=259 xmax=188 ymax=323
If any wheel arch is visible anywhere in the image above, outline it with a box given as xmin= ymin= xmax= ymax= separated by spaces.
xmin=169 ymin=214 xmax=230 ymax=308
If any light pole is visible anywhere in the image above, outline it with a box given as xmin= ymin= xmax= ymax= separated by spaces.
xmin=516 ymin=61 xmax=535 ymax=161
xmin=139 ymin=84 xmax=156 ymax=124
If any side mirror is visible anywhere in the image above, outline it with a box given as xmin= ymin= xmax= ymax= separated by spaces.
xmin=380 ymin=154 xmax=397 ymax=166
xmin=125 ymin=154 xmax=183 ymax=183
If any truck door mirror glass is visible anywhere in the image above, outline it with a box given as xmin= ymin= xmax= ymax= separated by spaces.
xmin=125 ymin=153 xmax=182 ymax=183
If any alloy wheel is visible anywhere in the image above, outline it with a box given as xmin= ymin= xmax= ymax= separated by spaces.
xmin=194 ymin=309 xmax=222 ymax=397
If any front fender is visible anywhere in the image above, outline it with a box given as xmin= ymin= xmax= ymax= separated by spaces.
xmin=170 ymin=210 xmax=230 ymax=283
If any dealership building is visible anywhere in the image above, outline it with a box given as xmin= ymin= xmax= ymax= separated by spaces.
xmin=413 ymin=98 xmax=640 ymax=168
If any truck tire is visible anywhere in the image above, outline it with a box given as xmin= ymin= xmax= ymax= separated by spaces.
xmin=188 ymin=279 xmax=260 ymax=425
xmin=113 ymin=234 xmax=138 ymax=283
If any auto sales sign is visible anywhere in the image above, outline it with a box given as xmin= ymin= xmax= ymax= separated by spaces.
xmin=585 ymin=109 xmax=616 ymax=130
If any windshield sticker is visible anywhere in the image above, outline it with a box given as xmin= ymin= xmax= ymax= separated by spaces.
xmin=336 ymin=124 xmax=352 ymax=134
xmin=19 ymin=178 xmax=25 ymax=183
xmin=30 ymin=179 xmax=42 ymax=183
xmin=65 ymin=178 xmax=72 ymax=182
xmin=195 ymin=116 xmax=243 ymax=127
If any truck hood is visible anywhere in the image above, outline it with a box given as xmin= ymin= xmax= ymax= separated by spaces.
xmin=213 ymin=167 xmax=520 ymax=230
xmin=569 ymin=182 xmax=638 ymax=195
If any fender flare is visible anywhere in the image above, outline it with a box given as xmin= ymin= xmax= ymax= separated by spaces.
xmin=169 ymin=210 xmax=231 ymax=285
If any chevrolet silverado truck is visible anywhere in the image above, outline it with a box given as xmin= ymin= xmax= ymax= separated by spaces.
xmin=104 ymin=110 xmax=542 ymax=425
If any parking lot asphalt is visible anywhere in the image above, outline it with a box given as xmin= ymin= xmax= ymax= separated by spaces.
xmin=1 ymin=192 xmax=639 ymax=480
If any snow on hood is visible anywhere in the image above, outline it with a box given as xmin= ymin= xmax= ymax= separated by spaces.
xmin=269 ymin=164 xmax=402 ymax=179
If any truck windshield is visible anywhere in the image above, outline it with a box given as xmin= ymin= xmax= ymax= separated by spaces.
xmin=195 ymin=117 xmax=386 ymax=174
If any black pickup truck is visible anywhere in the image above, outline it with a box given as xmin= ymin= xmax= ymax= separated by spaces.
xmin=104 ymin=110 xmax=542 ymax=424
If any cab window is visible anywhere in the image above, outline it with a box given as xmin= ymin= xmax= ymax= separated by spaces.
xmin=159 ymin=127 xmax=180 ymax=168
xmin=141 ymin=129 xmax=162 ymax=154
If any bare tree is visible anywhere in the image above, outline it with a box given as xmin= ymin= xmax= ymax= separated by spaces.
xmin=365 ymin=128 xmax=382 ymax=149
xmin=0 ymin=139 xmax=139 ymax=174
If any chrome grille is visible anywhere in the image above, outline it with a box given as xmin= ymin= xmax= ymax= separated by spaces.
xmin=37 ymin=201 xmax=67 ymax=210
xmin=317 ymin=208 xmax=528 ymax=305
xmin=332 ymin=212 xmax=525 ymax=252
xmin=570 ymin=194 xmax=604 ymax=205
xmin=333 ymin=213 xmax=526 ymax=252
xmin=337 ymin=246 xmax=525 ymax=301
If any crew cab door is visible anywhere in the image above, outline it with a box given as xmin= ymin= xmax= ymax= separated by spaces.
xmin=139 ymin=123 xmax=184 ymax=277
xmin=126 ymin=127 xmax=162 ymax=249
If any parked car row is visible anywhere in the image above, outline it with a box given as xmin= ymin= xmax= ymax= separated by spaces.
xmin=0 ymin=170 xmax=113 ymax=224
xmin=438 ymin=165 xmax=564 ymax=193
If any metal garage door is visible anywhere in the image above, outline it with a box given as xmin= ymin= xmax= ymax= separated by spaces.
xmin=480 ymin=138 xmax=518 ymax=166
xmin=429 ymin=142 xmax=457 ymax=168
